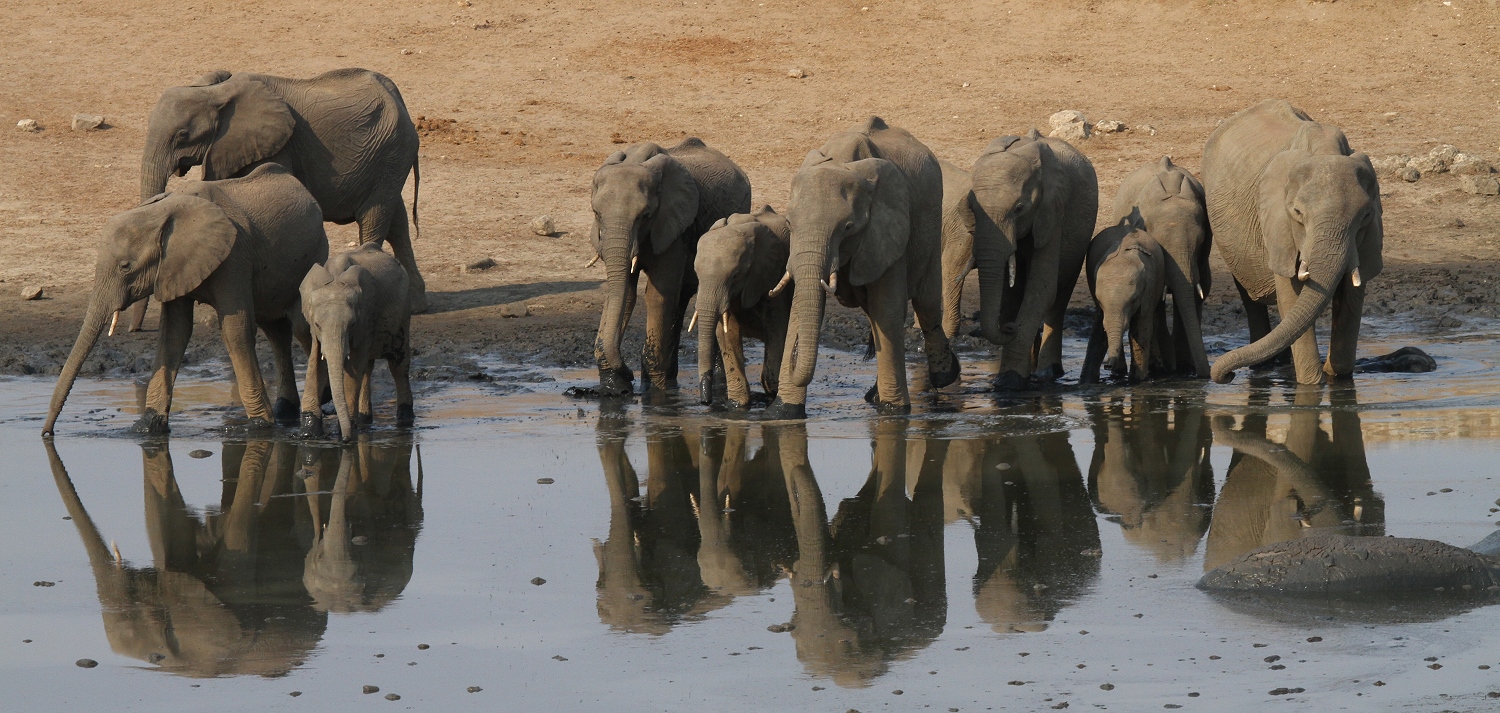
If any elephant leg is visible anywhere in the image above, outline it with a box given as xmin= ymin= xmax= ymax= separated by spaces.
xmin=1275 ymin=275 xmax=1325 ymax=385
xmin=1152 ymin=300 xmax=1173 ymax=376
xmin=299 ymin=337 xmax=325 ymax=437
xmin=1236 ymin=279 xmax=1271 ymax=342
xmin=219 ymin=306 xmax=274 ymax=426
xmin=1080 ymin=310 xmax=1106 ymax=385
xmin=868 ymin=274 xmax=911 ymax=414
xmin=343 ymin=365 xmax=365 ymax=433
xmin=1034 ymin=298 xmax=1068 ymax=383
xmin=1325 ymin=280 xmax=1365 ymax=379
xmin=391 ymin=349 xmax=415 ymax=426
xmin=360 ymin=197 xmax=427 ymax=314
xmin=994 ymin=274 xmax=1031 ymax=390
xmin=911 ymin=267 xmax=959 ymax=390
xmin=134 ymin=298 xmax=195 ymax=433
xmin=1129 ymin=306 xmax=1157 ymax=383
xmin=260 ymin=316 xmax=301 ymax=427
xmin=640 ymin=246 xmax=688 ymax=393
xmin=718 ymin=312 xmax=751 ymax=408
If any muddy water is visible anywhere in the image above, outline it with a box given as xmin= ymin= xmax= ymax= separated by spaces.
xmin=5 ymin=339 xmax=1500 ymax=711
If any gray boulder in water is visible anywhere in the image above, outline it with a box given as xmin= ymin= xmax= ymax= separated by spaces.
xmin=1197 ymin=532 xmax=1500 ymax=595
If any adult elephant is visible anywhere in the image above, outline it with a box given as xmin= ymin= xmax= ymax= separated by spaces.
xmin=1203 ymin=100 xmax=1383 ymax=384
xmin=120 ymin=67 xmax=425 ymax=332
xmin=966 ymin=131 xmax=1098 ymax=391
xmin=764 ymin=117 xmax=960 ymax=419
xmin=590 ymin=138 xmax=751 ymax=397
xmin=43 ymin=164 xmax=327 ymax=435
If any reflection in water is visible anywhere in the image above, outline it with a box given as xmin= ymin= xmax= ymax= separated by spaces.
xmin=45 ymin=438 xmax=423 ymax=677
xmin=1205 ymin=385 xmax=1384 ymax=571
xmin=1087 ymin=394 xmax=1215 ymax=563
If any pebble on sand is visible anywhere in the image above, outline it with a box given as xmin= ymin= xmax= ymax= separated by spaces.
xmin=537 ymin=477 xmax=555 ymax=484
xmin=467 ymin=686 xmax=483 ymax=693
xmin=71 ymin=114 xmax=104 ymax=131
xmin=21 ymin=285 xmax=43 ymax=300
xmin=16 ymin=119 xmax=40 ymax=132
xmin=75 ymin=658 xmax=98 ymax=668
xmin=417 ymin=644 xmax=430 ymax=650
xmin=464 ymin=257 xmax=497 ymax=273
xmin=363 ymin=685 xmax=381 ymax=694
xmin=530 ymin=215 xmax=557 ymax=236
xmin=385 ymin=693 xmax=401 ymax=701
xmin=531 ymin=577 xmax=547 ymax=586
xmin=289 ymin=692 xmax=302 ymax=697
xmin=499 ymin=302 xmax=530 ymax=318
xmin=188 ymin=449 xmax=213 ymax=459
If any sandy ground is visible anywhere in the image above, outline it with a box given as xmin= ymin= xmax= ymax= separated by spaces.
xmin=1 ymin=0 xmax=1498 ymax=381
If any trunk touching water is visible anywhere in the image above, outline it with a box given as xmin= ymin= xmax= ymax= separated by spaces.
xmin=1211 ymin=262 xmax=1338 ymax=383
xmin=324 ymin=328 xmax=354 ymax=441
xmin=1103 ymin=313 xmax=1128 ymax=371
xmin=1165 ymin=267 xmax=1210 ymax=376
xmin=43 ymin=295 xmax=115 ymax=436
xmin=973 ymin=234 xmax=1009 ymax=344
xmin=695 ymin=286 xmax=727 ymax=403
xmin=595 ymin=221 xmax=636 ymax=377
xmin=788 ymin=252 xmax=829 ymax=388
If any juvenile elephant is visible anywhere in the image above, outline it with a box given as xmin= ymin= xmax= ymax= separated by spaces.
xmin=590 ymin=138 xmax=752 ymax=397
xmin=966 ymin=131 xmax=1098 ymax=391
xmin=43 ymin=164 xmax=328 ymax=436
xmin=765 ymin=117 xmax=960 ymax=419
xmin=299 ymin=243 xmax=414 ymax=440
xmin=1111 ymin=157 xmax=1213 ymax=377
xmin=692 ymin=205 xmax=792 ymax=409
xmin=119 ymin=67 xmax=425 ymax=332
xmin=1081 ymin=217 xmax=1167 ymax=384
xmin=1203 ymin=100 xmax=1383 ymax=384
xmin=937 ymin=159 xmax=977 ymax=339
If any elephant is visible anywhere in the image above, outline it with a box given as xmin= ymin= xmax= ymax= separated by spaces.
xmin=298 ymin=243 xmax=414 ymax=440
xmin=1080 ymin=216 xmax=1167 ymax=384
xmin=121 ymin=67 xmax=425 ymax=331
xmin=936 ymin=158 xmax=977 ymax=339
xmin=1203 ymin=100 xmax=1384 ymax=384
xmin=765 ymin=116 xmax=960 ymax=419
xmin=43 ymin=163 xmax=328 ymax=436
xmin=1086 ymin=393 xmax=1214 ymax=563
xmin=691 ymin=205 xmax=792 ymax=409
xmin=1111 ymin=157 xmax=1214 ymax=377
xmin=965 ymin=130 xmax=1099 ymax=391
xmin=590 ymin=138 xmax=752 ymax=397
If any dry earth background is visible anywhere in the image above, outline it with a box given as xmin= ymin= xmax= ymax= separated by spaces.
xmin=1 ymin=0 xmax=1498 ymax=382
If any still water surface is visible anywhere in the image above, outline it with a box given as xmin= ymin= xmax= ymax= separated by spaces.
xmin=4 ymin=340 xmax=1500 ymax=711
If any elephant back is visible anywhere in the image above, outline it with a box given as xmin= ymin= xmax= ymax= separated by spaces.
xmin=664 ymin=137 xmax=753 ymax=240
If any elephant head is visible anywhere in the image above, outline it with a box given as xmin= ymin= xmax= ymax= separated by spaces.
xmin=590 ymin=144 xmax=701 ymax=395
xmin=692 ymin=206 xmax=789 ymax=404
xmin=1211 ymin=126 xmax=1383 ymax=383
xmin=301 ymin=262 xmax=374 ymax=440
xmin=43 ymin=193 xmax=238 ymax=436
xmin=141 ymin=71 xmax=294 ymax=202
xmin=783 ymin=153 xmax=910 ymax=389
xmin=968 ymin=133 xmax=1067 ymax=345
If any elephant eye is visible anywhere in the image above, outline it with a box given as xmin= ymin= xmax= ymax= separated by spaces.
xmin=844 ymin=221 xmax=854 ymax=232
xmin=174 ymin=129 xmax=189 ymax=142
xmin=1012 ymin=202 xmax=1024 ymax=214
xmin=118 ymin=260 xmax=131 ymax=272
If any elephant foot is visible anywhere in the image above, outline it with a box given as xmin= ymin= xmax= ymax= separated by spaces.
xmin=243 ymin=417 xmax=275 ymax=433
xmin=763 ymin=398 xmax=807 ymax=421
xmin=299 ymin=412 xmax=324 ymax=438
xmin=928 ymin=345 xmax=961 ymax=389
xmin=863 ymin=385 xmax=879 ymax=404
xmin=396 ymin=403 xmax=415 ymax=427
xmin=699 ymin=375 xmax=713 ymax=405
xmin=598 ymin=366 xmax=634 ymax=397
xmin=358 ymin=412 xmax=374 ymax=426
xmin=273 ymin=397 xmax=300 ymax=427
xmin=992 ymin=370 xmax=1029 ymax=392
xmin=130 ymin=409 xmax=170 ymax=434
xmin=325 ymin=419 xmax=345 ymax=441
xmin=409 ymin=286 xmax=429 ymax=315
xmin=1032 ymin=363 xmax=1064 ymax=384
xmin=873 ymin=401 xmax=911 ymax=416
xmin=748 ymin=391 xmax=774 ymax=407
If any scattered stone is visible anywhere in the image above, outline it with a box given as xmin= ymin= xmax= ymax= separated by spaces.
xmin=1008 ymin=680 xmax=1026 ymax=686
xmin=363 ymin=685 xmax=380 ymax=694
xmin=289 ymin=691 xmax=302 ymax=697
xmin=531 ymin=577 xmax=547 ymax=586
xmin=1094 ymin=119 xmax=1125 ymax=133
xmin=530 ymin=215 xmax=556 ymax=236
xmin=1100 ymin=683 xmax=1115 ymax=691
xmin=552 ymin=655 xmax=568 ymax=661
xmin=16 ymin=119 xmax=40 ymax=132
xmin=1209 ymin=655 xmax=1221 ymax=660
xmin=71 ymin=114 xmax=104 ymax=131
xmin=875 ymin=535 xmax=892 ymax=545
xmin=351 ymin=535 xmax=369 ymax=545
xmin=1438 ymin=315 xmax=1464 ymax=329
xmin=1138 ymin=124 xmax=1158 ymax=136
xmin=464 ymin=256 xmax=497 ymax=273
xmin=1461 ymin=174 xmax=1500 ymax=196
xmin=1429 ymin=663 xmax=1443 ymax=670
xmin=1264 ymin=655 xmax=1281 ymax=663
xmin=33 ymin=581 xmax=54 ymax=587
xmin=537 ymin=478 xmax=555 ymax=484
xmin=1412 ymin=144 xmax=1460 ymax=174
xmin=1373 ymin=681 xmax=1385 ymax=686
xmin=20 ymin=285 xmax=43 ymax=300
xmin=1049 ymin=110 xmax=1087 ymax=129
xmin=1398 ymin=167 xmax=1421 ymax=182
xmin=1452 ymin=157 xmax=1495 ymax=176
xmin=188 ymin=449 xmax=213 ymax=459
xmin=499 ymin=302 xmax=530 ymax=318
xmin=76 ymin=659 xmax=98 ymax=668
xmin=1307 ymin=636 xmax=1323 ymax=643
xmin=1049 ymin=121 xmax=1091 ymax=141
xmin=385 ymin=693 xmax=401 ymax=701
xmin=787 ymin=68 xmax=807 ymax=79
xmin=768 ymin=623 xmax=794 ymax=633
xmin=1270 ymin=664 xmax=1286 ymax=670
xmin=892 ymin=690 xmax=904 ymax=695
xmin=417 ymin=644 xmax=430 ymax=650
xmin=467 ymin=686 xmax=483 ymax=693
xmin=1268 ymin=687 xmax=1305 ymax=695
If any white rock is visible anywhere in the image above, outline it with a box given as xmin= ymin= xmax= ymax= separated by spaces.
xmin=1138 ymin=124 xmax=1158 ymax=136
xmin=71 ymin=114 xmax=104 ymax=131
xmin=1048 ymin=110 xmax=1088 ymax=130
xmin=1451 ymin=157 xmax=1494 ymax=176
xmin=1049 ymin=121 xmax=1091 ymax=141
xmin=787 ymin=68 xmax=807 ymax=79
xmin=1094 ymin=119 xmax=1125 ymax=133
xmin=16 ymin=119 xmax=39 ymax=132
xmin=530 ymin=215 xmax=556 ymax=236
xmin=20 ymin=285 xmax=43 ymax=300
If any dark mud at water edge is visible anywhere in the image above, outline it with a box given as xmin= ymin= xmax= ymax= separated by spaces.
xmin=5 ymin=336 xmax=1500 ymax=711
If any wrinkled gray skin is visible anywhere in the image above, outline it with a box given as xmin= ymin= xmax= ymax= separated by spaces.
xmin=299 ymin=243 xmax=413 ymax=441
xmin=120 ymin=67 xmax=424 ymax=334
xmin=937 ymin=159 xmax=977 ymax=339
xmin=590 ymin=138 xmax=751 ymax=397
xmin=1081 ymin=217 xmax=1167 ymax=384
xmin=43 ymin=164 xmax=327 ymax=435
xmin=964 ymin=131 xmax=1098 ymax=391
xmin=1198 ymin=532 xmax=1500 ymax=595
xmin=765 ymin=117 xmax=960 ymax=419
xmin=1204 ymin=100 xmax=1383 ymax=384
xmin=693 ymin=205 xmax=792 ymax=409
xmin=1111 ymin=156 xmax=1213 ymax=377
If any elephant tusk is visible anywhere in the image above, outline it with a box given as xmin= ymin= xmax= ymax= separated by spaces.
xmin=583 ymin=254 xmax=600 ymax=269
xmin=108 ymin=311 xmax=120 ymax=337
xmin=820 ymin=272 xmax=837 ymax=295
xmin=1007 ymin=254 xmax=1017 ymax=288
xmin=1297 ymin=260 xmax=1311 ymax=282
xmin=720 ymin=311 xmax=730 ymax=334
xmin=686 ymin=311 xmax=698 ymax=333
xmin=1197 ymin=285 xmax=1205 ymax=301
xmin=768 ymin=271 xmax=792 ymax=297
xmin=630 ymin=255 xmax=639 ymax=273
xmin=112 ymin=540 xmax=123 ymax=565
xmin=1351 ymin=267 xmax=1362 ymax=288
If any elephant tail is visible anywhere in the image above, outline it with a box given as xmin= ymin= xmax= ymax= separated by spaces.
xmin=410 ymin=153 xmax=420 ymax=241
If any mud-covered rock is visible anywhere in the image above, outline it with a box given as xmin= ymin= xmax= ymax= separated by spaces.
xmin=1354 ymin=346 xmax=1436 ymax=373
xmin=1461 ymin=174 xmax=1500 ymax=196
xmin=1198 ymin=532 xmax=1500 ymax=595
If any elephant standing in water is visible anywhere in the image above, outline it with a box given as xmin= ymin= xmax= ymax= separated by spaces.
xmin=1080 ymin=217 xmax=1167 ymax=384
xmin=692 ymin=205 xmax=792 ymax=409
xmin=43 ymin=164 xmax=327 ymax=435
xmin=120 ymin=67 xmax=426 ymax=331
xmin=766 ymin=117 xmax=959 ymax=419
xmin=1204 ymin=100 xmax=1383 ymax=384
xmin=590 ymin=139 xmax=752 ymax=397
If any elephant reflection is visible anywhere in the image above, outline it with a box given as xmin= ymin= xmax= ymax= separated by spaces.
xmin=1086 ymin=394 xmax=1215 ymax=563
xmin=773 ymin=420 xmax=946 ymax=687
xmin=593 ymin=418 xmax=794 ymax=633
xmin=45 ymin=438 xmax=423 ymax=677
xmin=1204 ymin=385 xmax=1383 ymax=571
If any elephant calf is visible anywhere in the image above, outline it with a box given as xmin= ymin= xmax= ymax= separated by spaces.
xmin=692 ymin=205 xmax=792 ymax=409
xmin=1081 ymin=217 xmax=1167 ymax=384
xmin=299 ymin=243 xmax=414 ymax=440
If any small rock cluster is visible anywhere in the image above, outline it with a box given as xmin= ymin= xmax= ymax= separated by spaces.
xmin=1374 ymin=145 xmax=1498 ymax=194
xmin=1047 ymin=111 xmax=1129 ymax=141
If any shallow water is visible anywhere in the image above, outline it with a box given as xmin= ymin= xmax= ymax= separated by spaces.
xmin=6 ymin=339 xmax=1500 ymax=711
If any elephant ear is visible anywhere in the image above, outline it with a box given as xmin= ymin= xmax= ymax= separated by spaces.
xmin=1258 ymin=150 xmax=1308 ymax=279
xmin=1289 ymin=121 xmax=1352 ymax=156
xmin=846 ymin=158 xmax=911 ymax=286
xmin=643 ymin=153 xmax=699 ymax=255
xmin=602 ymin=150 xmax=627 ymax=166
xmin=189 ymin=70 xmax=233 ymax=87
xmin=301 ymin=262 xmax=335 ymax=301
xmin=1028 ymin=142 xmax=1069 ymax=257
xmin=155 ymin=195 xmax=238 ymax=302
xmin=801 ymin=149 xmax=833 ymax=168
xmin=740 ymin=214 xmax=791 ymax=308
xmin=1352 ymin=152 xmax=1384 ymax=281
xmin=203 ymin=78 xmax=294 ymax=181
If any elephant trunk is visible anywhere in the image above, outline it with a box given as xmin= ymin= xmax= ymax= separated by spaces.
xmin=594 ymin=220 xmax=636 ymax=391
xmin=1211 ymin=263 xmax=1337 ymax=383
xmin=1165 ymin=266 xmax=1210 ymax=377
xmin=695 ymin=286 xmax=727 ymax=404
xmin=941 ymin=251 xmax=971 ymax=339
xmin=45 ymin=441 xmax=129 ymax=610
xmin=973 ymin=236 xmax=1011 ymax=344
xmin=43 ymin=290 xmax=116 ymax=436
xmin=323 ymin=327 xmax=355 ymax=440
xmin=788 ymin=253 xmax=829 ymax=388
xmin=1103 ymin=312 xmax=1128 ymax=373
xmin=140 ymin=134 xmax=175 ymax=202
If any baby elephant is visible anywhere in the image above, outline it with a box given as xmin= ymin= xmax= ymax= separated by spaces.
xmin=1082 ymin=216 xmax=1167 ymax=384
xmin=299 ymin=244 xmax=413 ymax=439
xmin=693 ymin=205 xmax=792 ymax=408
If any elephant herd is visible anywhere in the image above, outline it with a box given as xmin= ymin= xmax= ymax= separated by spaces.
xmin=595 ymin=99 xmax=1386 ymax=417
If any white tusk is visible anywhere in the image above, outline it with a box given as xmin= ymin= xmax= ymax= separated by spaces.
xmin=768 ymin=271 xmax=792 ymax=297
xmin=820 ymin=272 xmax=838 ymax=295
xmin=1197 ymin=285 xmax=1205 ymax=301
xmin=720 ymin=311 xmax=730 ymax=334
xmin=1297 ymin=260 xmax=1310 ymax=282
xmin=108 ymin=311 xmax=120 ymax=337
xmin=1007 ymin=254 xmax=1017 ymax=288
xmin=630 ymin=255 xmax=639 ymax=273
xmin=1351 ymin=267 xmax=1362 ymax=288
xmin=583 ymin=254 xmax=600 ymax=269
xmin=686 ymin=312 xmax=698 ymax=332
xmin=112 ymin=540 xmax=123 ymax=565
